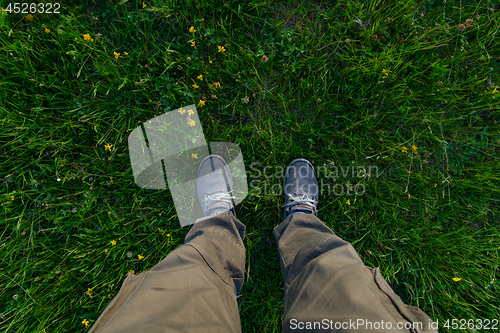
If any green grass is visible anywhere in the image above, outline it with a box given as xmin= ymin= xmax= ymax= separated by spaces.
xmin=1 ymin=0 xmax=499 ymax=332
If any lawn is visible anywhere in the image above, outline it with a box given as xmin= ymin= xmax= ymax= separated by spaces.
xmin=0 ymin=0 xmax=499 ymax=332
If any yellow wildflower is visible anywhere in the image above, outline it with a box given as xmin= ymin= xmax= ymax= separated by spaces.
xmin=434 ymin=183 xmax=437 ymax=188
xmin=218 ymin=45 xmax=226 ymax=52
xmin=346 ymin=199 xmax=351 ymax=205
xmin=167 ymin=233 xmax=171 ymax=237
xmin=188 ymin=119 xmax=196 ymax=127
xmin=110 ymin=240 xmax=117 ymax=246
xmin=86 ymin=288 xmax=92 ymax=295
xmin=191 ymin=41 xmax=196 ymax=47
xmin=26 ymin=14 xmax=34 ymax=21
xmin=83 ymin=33 xmax=94 ymax=42
xmin=105 ymin=144 xmax=113 ymax=151
xmin=1 ymin=8 xmax=6 ymax=15
xmin=138 ymin=254 xmax=144 ymax=260
xmin=209 ymin=60 xmax=212 ymax=64
xmin=452 ymin=277 xmax=461 ymax=282
xmin=412 ymin=144 xmax=418 ymax=151
xmin=44 ymin=28 xmax=50 ymax=33
xmin=129 ymin=270 xmax=135 ymax=274
xmin=493 ymin=87 xmax=498 ymax=94
xmin=82 ymin=319 xmax=89 ymax=328
xmin=197 ymin=74 xmax=203 ymax=81
xmin=142 ymin=2 xmax=147 ymax=8
xmin=192 ymin=83 xmax=199 ymax=89
xmin=192 ymin=153 xmax=197 ymax=158
xmin=124 ymin=52 xmax=128 ymax=55
xmin=114 ymin=51 xmax=120 ymax=59
xmin=178 ymin=108 xmax=186 ymax=115
xmin=198 ymin=100 xmax=205 ymax=107
xmin=189 ymin=26 xmax=196 ymax=33
xmin=382 ymin=68 xmax=389 ymax=75
xmin=188 ymin=109 xmax=194 ymax=116
xmin=401 ymin=147 xmax=408 ymax=153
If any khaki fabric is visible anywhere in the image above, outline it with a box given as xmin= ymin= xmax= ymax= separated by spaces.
xmin=89 ymin=211 xmax=438 ymax=333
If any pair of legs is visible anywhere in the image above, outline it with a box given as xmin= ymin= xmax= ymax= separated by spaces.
xmin=89 ymin=158 xmax=438 ymax=332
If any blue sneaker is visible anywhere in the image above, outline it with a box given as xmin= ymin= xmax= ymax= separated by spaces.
xmin=196 ymin=154 xmax=236 ymax=217
xmin=281 ymin=158 xmax=319 ymax=220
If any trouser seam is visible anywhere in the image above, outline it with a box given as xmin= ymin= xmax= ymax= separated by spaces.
xmin=373 ymin=269 xmax=420 ymax=332
xmin=287 ymin=235 xmax=336 ymax=285
xmin=186 ymin=243 xmax=234 ymax=290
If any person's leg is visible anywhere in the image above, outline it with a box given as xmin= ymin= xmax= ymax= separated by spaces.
xmin=274 ymin=213 xmax=438 ymax=333
xmin=274 ymin=158 xmax=438 ymax=333
xmin=89 ymin=154 xmax=246 ymax=333
xmin=88 ymin=211 xmax=245 ymax=333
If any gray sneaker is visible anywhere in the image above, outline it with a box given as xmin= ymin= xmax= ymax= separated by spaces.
xmin=281 ymin=158 xmax=319 ymax=220
xmin=196 ymin=154 xmax=236 ymax=217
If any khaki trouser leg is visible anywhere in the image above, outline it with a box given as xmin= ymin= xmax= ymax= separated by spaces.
xmin=89 ymin=210 xmax=438 ymax=333
xmin=88 ymin=211 xmax=245 ymax=333
xmin=273 ymin=213 xmax=439 ymax=333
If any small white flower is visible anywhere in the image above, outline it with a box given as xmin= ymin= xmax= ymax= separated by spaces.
xmin=57 ymin=178 xmax=60 ymax=182
xmin=354 ymin=16 xmax=371 ymax=30
xmin=13 ymin=294 xmax=18 ymax=299
xmin=72 ymin=208 xmax=77 ymax=213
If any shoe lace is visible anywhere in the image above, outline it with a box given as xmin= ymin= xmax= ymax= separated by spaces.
xmin=280 ymin=193 xmax=318 ymax=214
xmin=202 ymin=190 xmax=236 ymax=211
